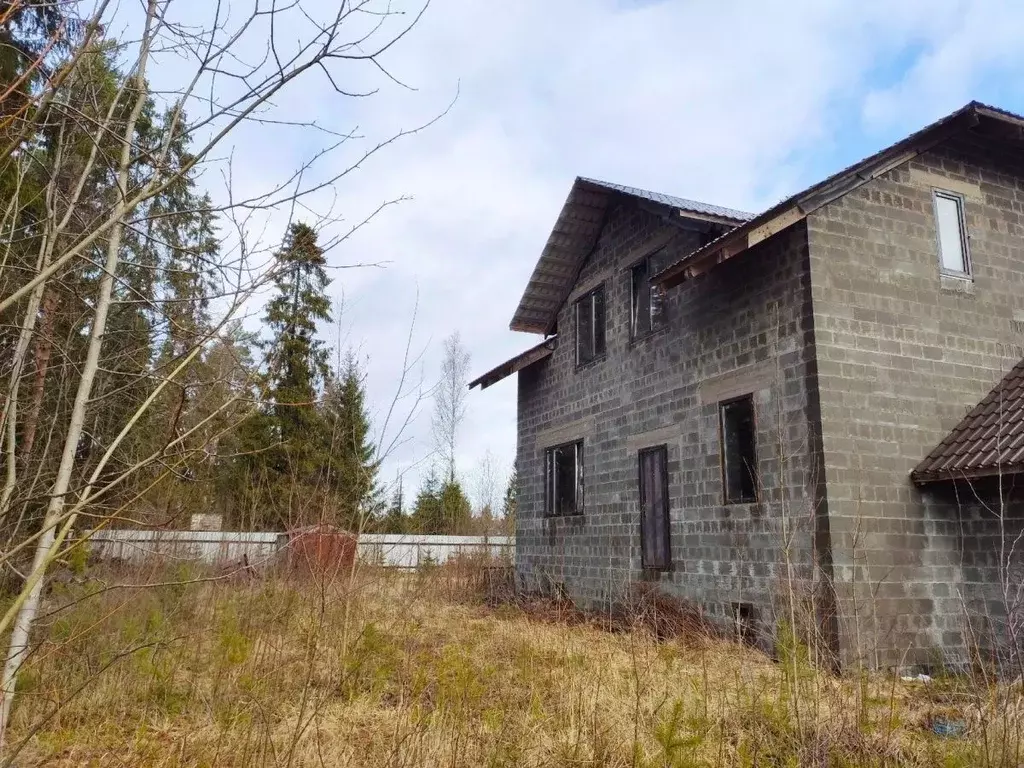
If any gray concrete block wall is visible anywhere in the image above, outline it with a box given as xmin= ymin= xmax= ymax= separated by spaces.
xmin=806 ymin=137 xmax=1024 ymax=667
xmin=516 ymin=198 xmax=827 ymax=644
xmin=919 ymin=480 xmax=1024 ymax=671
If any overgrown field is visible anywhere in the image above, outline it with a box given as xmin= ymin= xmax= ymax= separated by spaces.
xmin=4 ymin=564 xmax=1021 ymax=767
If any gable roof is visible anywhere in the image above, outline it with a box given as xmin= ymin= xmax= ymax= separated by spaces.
xmin=912 ymin=360 xmax=1024 ymax=485
xmin=509 ymin=177 xmax=752 ymax=334
xmin=653 ymin=101 xmax=1024 ymax=289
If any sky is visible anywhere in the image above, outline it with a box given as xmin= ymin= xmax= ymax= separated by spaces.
xmin=136 ymin=0 xmax=1024 ymax=510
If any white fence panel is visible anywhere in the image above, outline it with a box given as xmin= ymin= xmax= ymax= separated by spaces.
xmin=87 ymin=530 xmax=514 ymax=569
xmin=357 ymin=534 xmax=514 ymax=568
xmin=88 ymin=529 xmax=283 ymax=566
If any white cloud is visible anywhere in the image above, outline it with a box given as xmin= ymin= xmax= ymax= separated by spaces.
xmin=861 ymin=1 xmax=1024 ymax=131
xmin=142 ymin=0 xmax=1024 ymax=501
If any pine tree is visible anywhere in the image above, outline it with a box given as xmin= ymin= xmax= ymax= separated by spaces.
xmin=322 ymin=350 xmax=380 ymax=529
xmin=263 ymin=222 xmax=332 ymax=484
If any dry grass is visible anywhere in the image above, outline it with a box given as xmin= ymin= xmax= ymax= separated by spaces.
xmin=3 ymin=562 xmax=1021 ymax=767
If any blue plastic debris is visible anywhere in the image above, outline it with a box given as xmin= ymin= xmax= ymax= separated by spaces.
xmin=932 ymin=718 xmax=967 ymax=738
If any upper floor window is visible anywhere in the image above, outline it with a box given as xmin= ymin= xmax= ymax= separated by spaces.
xmin=575 ymin=285 xmax=606 ymax=366
xmin=545 ymin=440 xmax=583 ymax=516
xmin=720 ymin=395 xmax=757 ymax=504
xmin=933 ymin=190 xmax=970 ymax=276
xmin=630 ymin=251 xmax=667 ymax=339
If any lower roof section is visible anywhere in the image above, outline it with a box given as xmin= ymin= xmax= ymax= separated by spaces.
xmin=468 ymin=337 xmax=557 ymax=390
xmin=913 ymin=358 xmax=1024 ymax=484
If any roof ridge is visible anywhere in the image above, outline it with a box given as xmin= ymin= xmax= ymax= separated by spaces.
xmin=654 ymin=100 xmax=1002 ymax=288
xmin=577 ymin=177 xmax=754 ymax=222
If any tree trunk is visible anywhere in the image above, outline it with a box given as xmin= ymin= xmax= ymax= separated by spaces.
xmin=0 ymin=3 xmax=156 ymax=747
xmin=19 ymin=289 xmax=59 ymax=467
xmin=0 ymin=110 xmax=69 ymax=519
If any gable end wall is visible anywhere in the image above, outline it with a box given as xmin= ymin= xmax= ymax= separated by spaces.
xmin=516 ymin=198 xmax=827 ymax=642
xmin=807 ymin=136 xmax=1024 ymax=668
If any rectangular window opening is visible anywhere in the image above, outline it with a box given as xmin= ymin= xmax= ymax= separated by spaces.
xmin=575 ymin=286 xmax=606 ymax=366
xmin=720 ymin=395 xmax=757 ymax=504
xmin=630 ymin=252 xmax=667 ymax=339
xmin=638 ymin=445 xmax=671 ymax=569
xmin=934 ymin=190 xmax=970 ymax=275
xmin=545 ymin=440 xmax=583 ymax=517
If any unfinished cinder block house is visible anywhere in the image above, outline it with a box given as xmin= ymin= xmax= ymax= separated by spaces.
xmin=470 ymin=102 xmax=1024 ymax=668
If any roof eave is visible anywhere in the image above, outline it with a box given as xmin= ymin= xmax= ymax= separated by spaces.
xmin=468 ymin=337 xmax=557 ymax=390
xmin=912 ymin=463 xmax=1024 ymax=486
xmin=510 ymin=177 xmax=752 ymax=335
xmin=509 ymin=320 xmax=547 ymax=334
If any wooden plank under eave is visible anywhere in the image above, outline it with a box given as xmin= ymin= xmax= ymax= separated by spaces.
xmin=509 ymin=310 xmax=546 ymax=326
xmin=511 ymin=304 xmax=548 ymax=319
xmin=527 ymin=279 xmax=568 ymax=292
xmin=546 ymin=234 xmax=588 ymax=250
xmin=574 ymin=191 xmax=608 ymax=209
xmin=538 ymin=267 xmax=579 ymax=282
xmin=548 ymin=232 xmax=597 ymax=251
xmin=533 ymin=265 xmax=567 ymax=279
xmin=516 ymin=302 xmax=557 ymax=316
xmin=681 ymin=250 xmax=720 ymax=280
xmin=532 ymin=267 xmax=574 ymax=283
xmin=567 ymin=202 xmax=604 ymax=218
xmin=525 ymin=277 xmax=563 ymax=291
xmin=509 ymin=322 xmax=548 ymax=334
xmin=535 ymin=260 xmax=575 ymax=275
xmin=745 ymin=206 xmax=804 ymax=248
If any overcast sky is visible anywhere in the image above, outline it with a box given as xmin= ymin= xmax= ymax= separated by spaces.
xmin=147 ymin=0 xmax=1024 ymax=509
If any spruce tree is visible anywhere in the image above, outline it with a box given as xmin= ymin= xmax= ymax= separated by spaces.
xmin=127 ymin=110 xmax=221 ymax=521
xmin=502 ymin=464 xmax=517 ymax=533
xmin=0 ymin=3 xmax=76 ymax=144
xmin=263 ymin=223 xmax=332 ymax=484
xmin=322 ymin=350 xmax=380 ymax=529
xmin=438 ymin=476 xmax=472 ymax=535
xmin=381 ymin=480 xmax=407 ymax=534
xmin=411 ymin=468 xmax=443 ymax=534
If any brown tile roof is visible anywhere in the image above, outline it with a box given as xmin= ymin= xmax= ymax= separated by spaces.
xmin=912 ymin=359 xmax=1024 ymax=484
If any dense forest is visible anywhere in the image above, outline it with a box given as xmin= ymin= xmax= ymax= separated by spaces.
xmin=0 ymin=0 xmax=519 ymax=742
xmin=0 ymin=1 xmax=513 ymax=553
